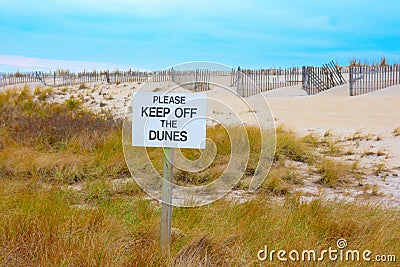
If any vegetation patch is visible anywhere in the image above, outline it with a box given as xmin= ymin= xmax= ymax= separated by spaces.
xmin=1 ymin=87 xmax=397 ymax=266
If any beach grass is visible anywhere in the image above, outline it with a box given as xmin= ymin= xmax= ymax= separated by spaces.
xmin=1 ymin=87 xmax=399 ymax=266
xmin=1 ymin=179 xmax=399 ymax=266
xmin=394 ymin=127 xmax=400 ymax=137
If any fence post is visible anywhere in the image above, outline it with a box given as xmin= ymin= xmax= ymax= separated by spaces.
xmin=302 ymin=66 xmax=307 ymax=92
xmin=349 ymin=67 xmax=353 ymax=96
xmin=236 ymin=67 xmax=241 ymax=96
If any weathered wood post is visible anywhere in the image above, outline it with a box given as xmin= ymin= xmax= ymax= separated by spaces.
xmin=160 ymin=147 xmax=174 ymax=254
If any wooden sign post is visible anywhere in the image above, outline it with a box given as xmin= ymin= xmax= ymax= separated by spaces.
xmin=160 ymin=147 xmax=174 ymax=253
xmin=131 ymin=91 xmax=207 ymax=255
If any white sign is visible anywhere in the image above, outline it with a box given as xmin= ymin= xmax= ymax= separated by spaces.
xmin=132 ymin=92 xmax=207 ymax=149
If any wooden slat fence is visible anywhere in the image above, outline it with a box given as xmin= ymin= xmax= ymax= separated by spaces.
xmin=0 ymin=72 xmax=42 ymax=87
xmin=302 ymin=61 xmax=346 ymax=95
xmin=349 ymin=65 xmax=400 ymax=96
xmin=172 ymin=69 xmax=211 ymax=92
xmin=152 ymin=68 xmax=211 ymax=91
xmin=0 ymin=70 xmax=150 ymax=87
xmin=152 ymin=69 xmax=172 ymax=82
xmin=231 ymin=67 xmax=303 ymax=97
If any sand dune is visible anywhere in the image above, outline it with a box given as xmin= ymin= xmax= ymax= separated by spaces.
xmin=313 ymin=84 xmax=349 ymax=98
xmin=356 ymin=84 xmax=400 ymax=97
xmin=262 ymin=84 xmax=400 ymax=135
xmin=258 ymin=85 xmax=308 ymax=98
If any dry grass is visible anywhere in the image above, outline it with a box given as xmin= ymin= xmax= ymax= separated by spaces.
xmin=171 ymin=235 xmax=235 ymax=266
xmin=261 ymin=164 xmax=303 ymax=195
xmin=1 ymin=87 xmax=399 ymax=266
xmin=374 ymin=163 xmax=386 ymax=176
xmin=316 ymin=158 xmax=355 ymax=187
xmin=0 ymin=87 xmax=126 ymax=182
xmin=2 ymin=178 xmax=399 ymax=266
xmin=146 ymin=125 xmax=317 ymax=189
xmin=78 ymin=82 xmax=87 ymax=89
xmin=33 ymin=86 xmax=54 ymax=101
xmin=0 ymin=179 xmax=159 ymax=266
xmin=275 ymin=126 xmax=314 ymax=163
xmin=323 ymin=140 xmax=344 ymax=157
xmin=362 ymin=148 xmax=376 ymax=157
xmin=159 ymin=125 xmax=264 ymax=186
xmin=376 ymin=149 xmax=388 ymax=157
xmin=394 ymin=127 xmax=400 ymax=137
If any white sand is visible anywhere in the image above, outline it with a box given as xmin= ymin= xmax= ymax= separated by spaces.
xmin=258 ymin=84 xmax=400 ymax=136
xmin=258 ymin=85 xmax=308 ymax=97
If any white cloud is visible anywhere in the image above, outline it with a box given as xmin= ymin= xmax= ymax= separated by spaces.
xmin=0 ymin=55 xmax=134 ymax=72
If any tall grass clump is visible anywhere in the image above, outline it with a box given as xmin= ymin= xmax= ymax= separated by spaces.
xmin=65 ymin=98 xmax=81 ymax=109
xmin=393 ymin=127 xmax=400 ymax=137
xmin=0 ymin=88 xmax=117 ymax=151
xmin=275 ymin=126 xmax=314 ymax=163
xmin=0 ymin=88 xmax=126 ymax=182
xmin=317 ymin=158 xmax=354 ymax=187
xmin=78 ymin=82 xmax=87 ymax=89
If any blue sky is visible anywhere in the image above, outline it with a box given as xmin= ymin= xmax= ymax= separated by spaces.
xmin=0 ymin=0 xmax=399 ymax=71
